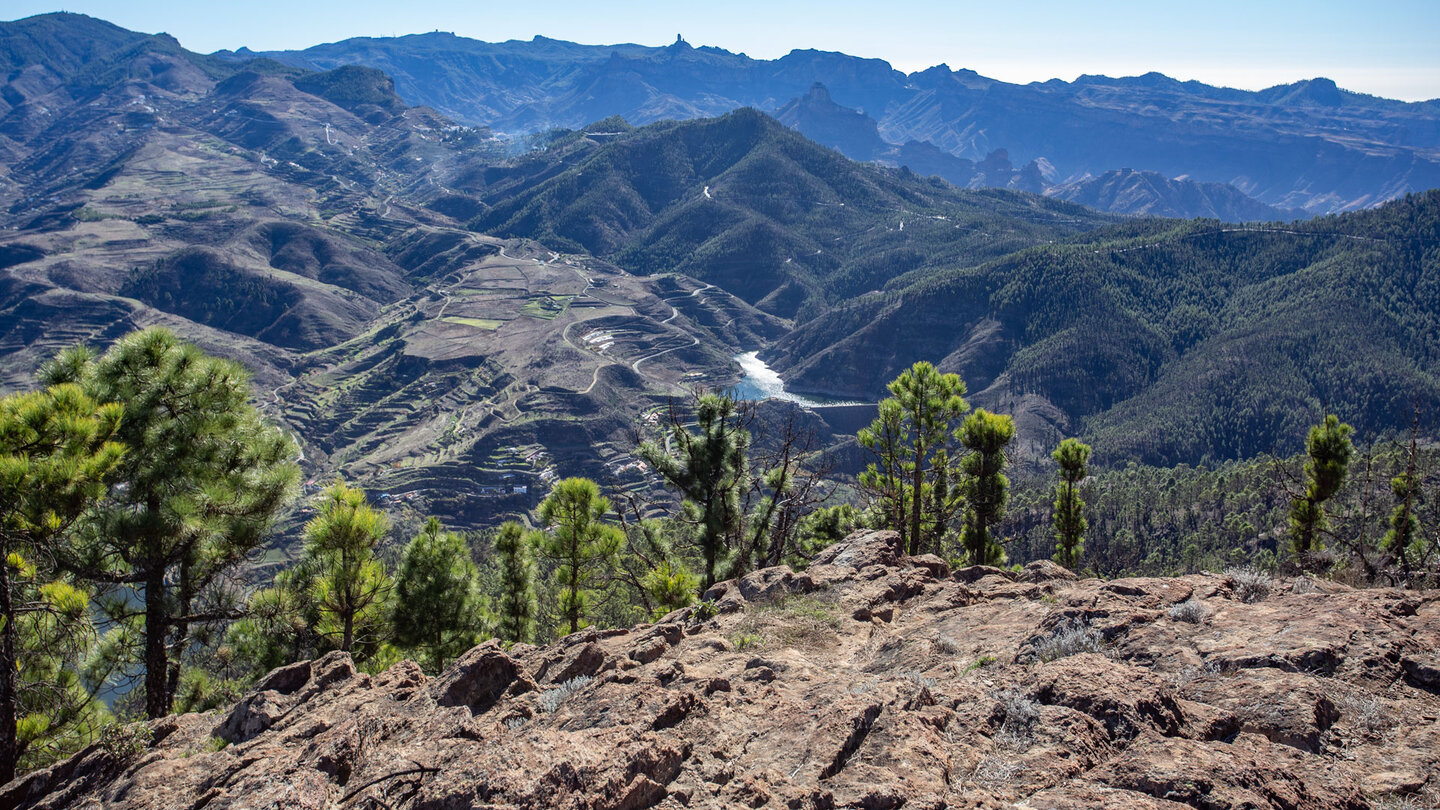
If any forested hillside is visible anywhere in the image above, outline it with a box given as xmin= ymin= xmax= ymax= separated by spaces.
xmin=464 ymin=109 xmax=1109 ymax=318
xmin=771 ymin=192 xmax=1440 ymax=463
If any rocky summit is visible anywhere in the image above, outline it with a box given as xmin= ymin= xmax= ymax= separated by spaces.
xmin=6 ymin=531 xmax=1438 ymax=809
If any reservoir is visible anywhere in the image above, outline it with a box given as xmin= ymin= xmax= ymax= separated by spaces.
xmin=731 ymin=352 xmax=877 ymax=434
xmin=732 ymin=351 xmax=841 ymax=406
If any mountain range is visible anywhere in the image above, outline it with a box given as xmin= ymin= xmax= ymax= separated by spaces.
xmin=446 ymin=111 xmax=1440 ymax=465
xmin=1 ymin=12 xmax=1438 ymax=532
xmin=232 ymin=30 xmax=1440 ymax=217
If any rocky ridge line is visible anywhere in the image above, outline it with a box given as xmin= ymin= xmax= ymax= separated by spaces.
xmin=5 ymin=530 xmax=1439 ymax=809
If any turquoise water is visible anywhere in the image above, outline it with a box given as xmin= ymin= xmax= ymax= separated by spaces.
xmin=731 ymin=352 xmax=860 ymax=406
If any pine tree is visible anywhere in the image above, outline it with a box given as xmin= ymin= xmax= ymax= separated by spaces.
xmin=1385 ymin=471 xmax=1421 ymax=574
xmin=637 ymin=394 xmax=748 ymax=588
xmin=534 ymin=478 xmax=623 ymax=635
xmin=392 ymin=518 xmax=483 ymax=672
xmin=226 ymin=572 xmax=312 ymax=679
xmin=43 ymin=329 xmax=297 ymax=720
xmin=0 ymin=383 xmax=123 ymax=781
xmin=791 ymin=504 xmax=864 ymax=566
xmin=494 ymin=522 xmax=537 ymax=644
xmin=639 ymin=560 xmax=700 ymax=618
xmin=857 ymin=398 xmax=909 ymax=536
xmin=959 ymin=409 xmax=1015 ymax=566
xmin=13 ymin=577 xmax=111 ymax=773
xmin=858 ymin=362 xmax=968 ymax=555
xmin=1384 ymin=426 xmax=1421 ymax=575
xmin=923 ymin=448 xmax=965 ymax=554
xmin=1289 ymin=414 xmax=1353 ymax=555
xmin=608 ymin=509 xmax=699 ymax=623
xmin=1051 ymin=438 xmax=1091 ymax=570
xmin=304 ymin=482 xmax=392 ymax=657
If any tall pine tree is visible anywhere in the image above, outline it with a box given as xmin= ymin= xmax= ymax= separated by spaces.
xmin=535 ymin=478 xmax=622 ymax=635
xmin=637 ymin=394 xmax=749 ymax=588
xmin=392 ymin=518 xmax=483 ymax=672
xmin=493 ymin=522 xmax=537 ymax=644
xmin=0 ymin=383 xmax=123 ymax=781
xmin=1051 ymin=438 xmax=1091 ymax=570
xmin=857 ymin=398 xmax=909 ymax=537
xmin=304 ymin=482 xmax=392 ymax=658
xmin=44 ymin=329 xmax=297 ymax=719
xmin=1289 ymin=414 xmax=1352 ymax=555
xmin=959 ymin=409 xmax=1015 ymax=566
xmin=858 ymin=362 xmax=968 ymax=556
xmin=1384 ymin=426 xmax=1421 ymax=575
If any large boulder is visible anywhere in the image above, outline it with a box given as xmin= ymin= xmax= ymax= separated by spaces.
xmin=428 ymin=639 xmax=537 ymax=713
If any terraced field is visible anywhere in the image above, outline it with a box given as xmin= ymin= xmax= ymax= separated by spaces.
xmin=244 ymin=230 xmax=791 ymax=530
xmin=0 ymin=46 xmax=790 ymax=539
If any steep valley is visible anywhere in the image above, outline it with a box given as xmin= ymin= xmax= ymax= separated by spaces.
xmin=1 ymin=13 xmax=1438 ymax=542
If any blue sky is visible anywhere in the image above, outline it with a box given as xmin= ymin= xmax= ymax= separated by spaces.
xmin=11 ymin=1 xmax=1439 ymax=100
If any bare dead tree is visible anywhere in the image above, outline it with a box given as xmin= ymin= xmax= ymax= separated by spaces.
xmin=742 ymin=406 xmax=836 ymax=569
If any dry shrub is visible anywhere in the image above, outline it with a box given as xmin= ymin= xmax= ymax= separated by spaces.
xmin=1225 ymin=566 xmax=1273 ymax=603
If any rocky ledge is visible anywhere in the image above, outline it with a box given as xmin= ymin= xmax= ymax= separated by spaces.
xmin=6 ymin=531 xmax=1439 ymax=809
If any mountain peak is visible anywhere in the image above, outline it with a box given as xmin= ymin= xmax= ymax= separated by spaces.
xmin=1259 ymin=76 xmax=1344 ymax=107
xmin=293 ymin=64 xmax=405 ymax=114
xmin=1295 ymin=77 xmax=1343 ymax=105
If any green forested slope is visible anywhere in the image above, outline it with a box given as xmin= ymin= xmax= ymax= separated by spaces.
xmin=465 ymin=109 xmax=1111 ymax=318
xmin=773 ymin=192 xmax=1440 ymax=464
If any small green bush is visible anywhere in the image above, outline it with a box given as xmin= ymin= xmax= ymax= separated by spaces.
xmin=100 ymin=723 xmax=153 ymax=761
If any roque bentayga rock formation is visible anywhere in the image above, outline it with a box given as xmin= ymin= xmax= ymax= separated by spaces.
xmin=7 ymin=531 xmax=1439 ymax=809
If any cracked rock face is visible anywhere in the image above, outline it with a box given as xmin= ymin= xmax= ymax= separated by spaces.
xmin=5 ymin=530 xmax=1439 ymax=809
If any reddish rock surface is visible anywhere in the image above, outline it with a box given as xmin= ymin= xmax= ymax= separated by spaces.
xmin=5 ymin=530 xmax=1438 ymax=809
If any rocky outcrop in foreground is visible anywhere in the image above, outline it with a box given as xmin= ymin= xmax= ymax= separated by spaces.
xmin=7 ymin=531 xmax=1440 ymax=809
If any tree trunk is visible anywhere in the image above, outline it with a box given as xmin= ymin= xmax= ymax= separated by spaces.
xmin=165 ymin=556 xmax=195 ymax=710
xmin=342 ymin=608 xmax=355 ymax=653
xmin=703 ymin=538 xmax=717 ymax=590
xmin=144 ymin=565 xmax=170 ymax=719
xmin=1061 ymin=480 xmax=1074 ymax=560
xmin=567 ymin=551 xmax=581 ymax=634
xmin=909 ymin=446 xmax=925 ymax=557
xmin=0 ymin=557 xmax=18 ymax=783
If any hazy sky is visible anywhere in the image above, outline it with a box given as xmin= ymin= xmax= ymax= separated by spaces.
xmin=11 ymin=0 xmax=1440 ymax=100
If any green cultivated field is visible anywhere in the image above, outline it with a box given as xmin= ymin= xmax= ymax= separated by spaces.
xmin=521 ymin=294 xmax=572 ymax=320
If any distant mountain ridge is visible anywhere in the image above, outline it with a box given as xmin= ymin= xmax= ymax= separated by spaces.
xmin=229 ymin=29 xmax=1440 ymax=216
xmin=771 ymin=84 xmax=1299 ymax=221
xmin=1047 ymin=169 xmax=1302 ymax=221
